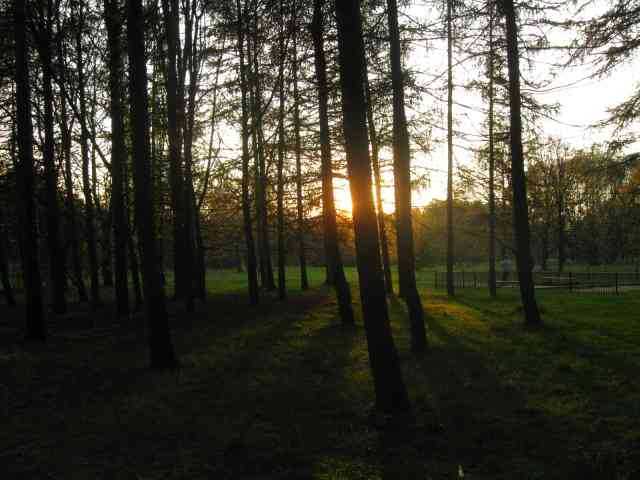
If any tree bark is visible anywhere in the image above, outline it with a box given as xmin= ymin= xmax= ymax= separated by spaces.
xmin=104 ymin=0 xmax=130 ymax=317
xmin=276 ymin=0 xmax=287 ymax=300
xmin=312 ymin=0 xmax=354 ymax=325
xmin=38 ymin=0 xmax=67 ymax=314
xmin=503 ymin=0 xmax=542 ymax=326
xmin=335 ymin=0 xmax=410 ymax=413
xmin=236 ymin=0 xmax=259 ymax=305
xmin=446 ymin=0 xmax=455 ymax=297
xmin=292 ymin=1 xmax=309 ymax=291
xmin=364 ymin=71 xmax=393 ymax=295
xmin=76 ymin=2 xmax=101 ymax=309
xmin=386 ymin=0 xmax=427 ymax=352
xmin=488 ymin=1 xmax=497 ymax=298
xmin=0 ymin=207 xmax=16 ymax=307
xmin=127 ymin=0 xmax=178 ymax=368
xmin=15 ymin=0 xmax=45 ymax=339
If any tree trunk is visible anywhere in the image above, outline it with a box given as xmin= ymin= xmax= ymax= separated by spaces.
xmin=335 ymin=0 xmax=410 ymax=413
xmin=0 ymin=207 xmax=16 ymax=306
xmin=127 ymin=0 xmax=178 ymax=368
xmin=292 ymin=1 xmax=309 ymax=291
xmin=503 ymin=0 xmax=542 ymax=326
xmin=364 ymin=71 xmax=393 ymax=295
xmin=312 ymin=0 xmax=354 ymax=325
xmin=104 ymin=0 xmax=130 ymax=317
xmin=76 ymin=3 xmax=101 ymax=309
xmin=487 ymin=2 xmax=497 ymax=298
xmin=161 ymin=0 xmax=188 ymax=303
xmin=15 ymin=0 xmax=45 ymax=339
xmin=446 ymin=0 xmax=455 ymax=297
xmin=557 ymin=154 xmax=566 ymax=273
xmin=39 ymin=0 xmax=67 ymax=314
xmin=276 ymin=0 xmax=287 ymax=300
xmin=236 ymin=0 xmax=259 ymax=305
xmin=386 ymin=0 xmax=427 ymax=352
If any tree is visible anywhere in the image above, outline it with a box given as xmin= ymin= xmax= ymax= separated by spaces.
xmin=236 ymin=0 xmax=259 ymax=305
xmin=502 ymin=0 xmax=541 ymax=326
xmin=127 ymin=0 xmax=178 ymax=368
xmin=311 ymin=0 xmax=354 ymax=325
xmin=446 ymin=0 xmax=455 ymax=297
xmin=14 ymin=0 xmax=45 ymax=339
xmin=335 ymin=0 xmax=410 ymax=414
xmin=276 ymin=0 xmax=287 ymax=300
xmin=386 ymin=0 xmax=427 ymax=352
xmin=104 ymin=0 xmax=130 ymax=317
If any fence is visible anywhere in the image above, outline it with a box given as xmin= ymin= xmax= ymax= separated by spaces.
xmin=433 ymin=270 xmax=640 ymax=295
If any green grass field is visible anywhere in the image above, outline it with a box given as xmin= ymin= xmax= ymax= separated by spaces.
xmin=1 ymin=267 xmax=638 ymax=478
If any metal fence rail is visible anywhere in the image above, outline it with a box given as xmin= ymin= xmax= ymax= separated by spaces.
xmin=433 ymin=270 xmax=640 ymax=295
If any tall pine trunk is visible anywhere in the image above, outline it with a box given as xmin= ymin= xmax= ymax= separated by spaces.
xmin=104 ymin=0 xmax=130 ymax=317
xmin=127 ymin=0 xmax=178 ymax=368
xmin=446 ymin=0 xmax=455 ymax=297
xmin=503 ymin=0 xmax=542 ymax=326
xmin=236 ymin=0 xmax=259 ymax=305
xmin=276 ymin=0 xmax=287 ymax=300
xmin=386 ymin=0 xmax=427 ymax=352
xmin=335 ymin=0 xmax=410 ymax=413
xmin=15 ymin=0 xmax=45 ymax=339
xmin=76 ymin=3 xmax=101 ymax=309
xmin=39 ymin=0 xmax=67 ymax=314
xmin=364 ymin=72 xmax=393 ymax=295
xmin=0 ymin=207 xmax=16 ymax=306
xmin=312 ymin=0 xmax=354 ymax=325
xmin=487 ymin=1 xmax=497 ymax=298
xmin=292 ymin=1 xmax=309 ymax=291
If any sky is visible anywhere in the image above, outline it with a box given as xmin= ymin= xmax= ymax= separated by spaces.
xmin=381 ymin=0 xmax=640 ymax=211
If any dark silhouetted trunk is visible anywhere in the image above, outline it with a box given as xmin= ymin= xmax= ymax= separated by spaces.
xmin=292 ymin=2 xmax=309 ymax=291
xmin=104 ymin=0 xmax=130 ymax=317
xmin=76 ymin=3 xmax=101 ymax=309
xmin=503 ymin=0 xmax=541 ymax=326
xmin=487 ymin=2 xmax=497 ymax=298
xmin=127 ymin=0 xmax=178 ymax=368
xmin=15 ymin=0 xmax=45 ymax=339
xmin=161 ymin=0 xmax=187 ymax=303
xmin=386 ymin=0 xmax=427 ymax=352
xmin=556 ymin=154 xmax=566 ymax=273
xmin=446 ymin=0 xmax=455 ymax=297
xmin=276 ymin=0 xmax=287 ymax=300
xmin=0 ymin=207 xmax=16 ymax=306
xmin=237 ymin=0 xmax=259 ymax=305
xmin=364 ymin=72 xmax=393 ymax=295
xmin=335 ymin=0 xmax=410 ymax=413
xmin=312 ymin=0 xmax=354 ymax=324
xmin=39 ymin=0 xmax=67 ymax=314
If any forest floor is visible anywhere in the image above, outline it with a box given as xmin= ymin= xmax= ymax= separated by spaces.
xmin=1 ymin=267 xmax=639 ymax=479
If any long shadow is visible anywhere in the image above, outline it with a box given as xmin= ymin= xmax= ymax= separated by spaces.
xmin=377 ymin=295 xmax=636 ymax=479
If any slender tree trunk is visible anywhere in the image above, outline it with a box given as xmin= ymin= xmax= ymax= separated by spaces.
xmin=237 ymin=0 xmax=259 ymax=305
xmin=386 ymin=0 xmax=427 ymax=352
xmin=292 ymin=2 xmax=309 ymax=291
xmin=0 ymin=207 xmax=16 ymax=306
xmin=161 ymin=0 xmax=187 ymax=303
xmin=15 ymin=0 xmax=45 ymax=339
xmin=364 ymin=72 xmax=393 ymax=295
xmin=76 ymin=4 xmax=101 ymax=309
xmin=335 ymin=0 xmax=410 ymax=413
xmin=557 ymin=154 xmax=566 ymax=273
xmin=60 ymin=79 xmax=88 ymax=302
xmin=446 ymin=0 xmax=455 ymax=297
xmin=104 ymin=0 xmax=130 ymax=317
xmin=276 ymin=0 xmax=287 ymax=300
xmin=39 ymin=0 xmax=67 ymax=314
xmin=503 ymin=0 xmax=542 ymax=326
xmin=487 ymin=2 xmax=497 ymax=298
xmin=312 ymin=0 xmax=354 ymax=324
xmin=127 ymin=0 xmax=178 ymax=368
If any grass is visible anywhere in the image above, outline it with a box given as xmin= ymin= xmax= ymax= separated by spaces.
xmin=0 ymin=267 xmax=639 ymax=478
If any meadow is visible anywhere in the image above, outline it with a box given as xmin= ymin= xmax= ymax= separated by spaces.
xmin=1 ymin=267 xmax=638 ymax=479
